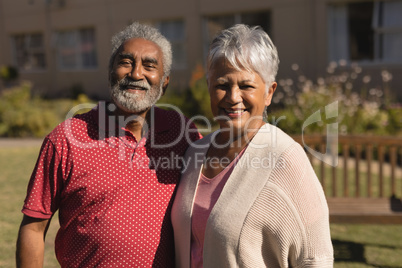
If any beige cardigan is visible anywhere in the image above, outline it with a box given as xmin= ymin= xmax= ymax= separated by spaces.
xmin=171 ymin=124 xmax=334 ymax=267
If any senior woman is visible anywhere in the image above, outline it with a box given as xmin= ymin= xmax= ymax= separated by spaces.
xmin=171 ymin=24 xmax=333 ymax=267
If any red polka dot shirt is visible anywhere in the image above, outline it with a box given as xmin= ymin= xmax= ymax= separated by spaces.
xmin=22 ymin=102 xmax=202 ymax=267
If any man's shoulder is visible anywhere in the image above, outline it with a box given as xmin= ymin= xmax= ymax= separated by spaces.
xmin=153 ymin=106 xmax=189 ymax=122
xmin=46 ymin=107 xmax=98 ymax=141
xmin=149 ymin=106 xmax=202 ymax=146
xmin=152 ymin=106 xmax=196 ymax=133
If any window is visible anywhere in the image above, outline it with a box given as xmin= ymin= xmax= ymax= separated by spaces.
xmin=203 ymin=11 xmax=271 ymax=59
xmin=12 ymin=33 xmax=46 ymax=71
xmin=56 ymin=28 xmax=97 ymax=70
xmin=156 ymin=20 xmax=186 ymax=69
xmin=328 ymin=0 xmax=402 ymax=63
xmin=375 ymin=1 xmax=402 ymax=61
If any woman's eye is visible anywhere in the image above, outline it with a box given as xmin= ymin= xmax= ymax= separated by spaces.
xmin=241 ymin=84 xmax=254 ymax=89
xmin=216 ymin=84 xmax=228 ymax=90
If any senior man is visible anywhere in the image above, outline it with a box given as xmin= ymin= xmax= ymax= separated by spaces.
xmin=16 ymin=22 xmax=201 ymax=268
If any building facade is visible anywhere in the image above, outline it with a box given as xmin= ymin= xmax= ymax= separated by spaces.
xmin=0 ymin=0 xmax=401 ymax=100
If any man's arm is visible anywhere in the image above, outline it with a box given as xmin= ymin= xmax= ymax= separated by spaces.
xmin=16 ymin=215 xmax=51 ymax=268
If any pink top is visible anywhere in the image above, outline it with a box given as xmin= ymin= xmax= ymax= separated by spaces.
xmin=190 ymin=147 xmax=247 ymax=268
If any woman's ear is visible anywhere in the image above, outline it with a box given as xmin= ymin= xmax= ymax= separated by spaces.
xmin=264 ymin=82 xmax=277 ymax=106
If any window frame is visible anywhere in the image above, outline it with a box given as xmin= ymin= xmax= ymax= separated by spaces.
xmin=11 ymin=32 xmax=47 ymax=72
xmin=202 ymin=11 xmax=272 ymax=65
xmin=155 ymin=19 xmax=187 ymax=70
xmin=327 ymin=0 xmax=402 ymax=65
xmin=55 ymin=27 xmax=98 ymax=71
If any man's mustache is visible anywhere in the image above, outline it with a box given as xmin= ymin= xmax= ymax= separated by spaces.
xmin=118 ymin=78 xmax=151 ymax=90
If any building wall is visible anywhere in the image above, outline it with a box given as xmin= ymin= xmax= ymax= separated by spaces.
xmin=0 ymin=0 xmax=401 ymax=101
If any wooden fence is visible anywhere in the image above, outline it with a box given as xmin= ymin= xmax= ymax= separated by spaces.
xmin=292 ymin=135 xmax=402 ymax=224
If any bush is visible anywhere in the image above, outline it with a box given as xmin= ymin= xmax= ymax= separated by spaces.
xmin=0 ymin=82 xmax=95 ymax=137
xmin=157 ymin=64 xmax=214 ymax=125
xmin=0 ymin=65 xmax=18 ymax=82
xmin=387 ymin=106 xmax=402 ymax=134
xmin=270 ymin=63 xmax=401 ymax=136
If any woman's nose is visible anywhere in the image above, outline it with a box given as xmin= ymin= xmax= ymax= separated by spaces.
xmin=225 ymin=87 xmax=242 ymax=103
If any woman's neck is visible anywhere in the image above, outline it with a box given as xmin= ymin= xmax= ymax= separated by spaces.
xmin=216 ymin=121 xmax=265 ymax=150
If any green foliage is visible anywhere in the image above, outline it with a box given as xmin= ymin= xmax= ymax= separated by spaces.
xmin=188 ymin=76 xmax=214 ymax=122
xmin=270 ymin=65 xmax=401 ymax=136
xmin=0 ymin=65 xmax=19 ymax=81
xmin=157 ymin=64 xmax=214 ymax=126
xmin=387 ymin=106 xmax=402 ymax=134
xmin=0 ymin=82 xmax=95 ymax=137
xmin=70 ymin=83 xmax=85 ymax=99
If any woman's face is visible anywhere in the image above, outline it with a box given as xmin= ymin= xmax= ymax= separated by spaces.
xmin=207 ymin=57 xmax=276 ymax=134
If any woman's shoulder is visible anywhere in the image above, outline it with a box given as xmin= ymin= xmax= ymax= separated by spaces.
xmin=247 ymin=123 xmax=299 ymax=156
xmin=187 ymin=131 xmax=217 ymax=150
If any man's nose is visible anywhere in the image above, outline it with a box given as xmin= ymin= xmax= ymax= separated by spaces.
xmin=129 ymin=64 xmax=143 ymax=80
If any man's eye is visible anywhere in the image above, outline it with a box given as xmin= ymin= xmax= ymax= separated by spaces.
xmin=119 ymin=61 xmax=132 ymax=66
xmin=144 ymin=63 xmax=156 ymax=69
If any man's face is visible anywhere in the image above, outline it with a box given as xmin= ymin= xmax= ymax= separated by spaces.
xmin=110 ymin=38 xmax=169 ymax=114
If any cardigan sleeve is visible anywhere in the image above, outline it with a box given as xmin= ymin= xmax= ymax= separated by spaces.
xmin=238 ymin=143 xmax=334 ymax=267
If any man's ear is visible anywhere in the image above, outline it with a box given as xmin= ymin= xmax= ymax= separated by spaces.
xmin=109 ymin=71 xmax=115 ymax=87
xmin=264 ymin=82 xmax=277 ymax=107
xmin=162 ymin=76 xmax=170 ymax=96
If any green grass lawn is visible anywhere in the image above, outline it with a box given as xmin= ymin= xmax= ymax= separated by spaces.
xmin=0 ymin=144 xmax=59 ymax=268
xmin=1 ymin=143 xmax=402 ymax=267
xmin=331 ymin=224 xmax=402 ymax=267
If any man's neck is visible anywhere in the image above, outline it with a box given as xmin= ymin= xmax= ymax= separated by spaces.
xmin=126 ymin=122 xmax=146 ymax=141
xmin=114 ymin=105 xmax=152 ymax=141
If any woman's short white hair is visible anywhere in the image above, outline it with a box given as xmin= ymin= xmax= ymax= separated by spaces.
xmin=207 ymin=24 xmax=279 ymax=90
xmin=109 ymin=22 xmax=172 ymax=77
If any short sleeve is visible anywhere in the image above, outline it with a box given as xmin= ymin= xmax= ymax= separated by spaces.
xmin=22 ymin=137 xmax=62 ymax=219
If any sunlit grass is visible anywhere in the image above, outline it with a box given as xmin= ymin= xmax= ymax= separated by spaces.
xmin=331 ymin=224 xmax=402 ymax=267
xmin=0 ymin=144 xmax=59 ymax=268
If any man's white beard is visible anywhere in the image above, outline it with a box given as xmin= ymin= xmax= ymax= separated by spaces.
xmin=110 ymin=78 xmax=163 ymax=113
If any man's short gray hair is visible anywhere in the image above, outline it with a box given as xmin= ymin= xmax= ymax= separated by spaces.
xmin=109 ymin=22 xmax=172 ymax=77
xmin=207 ymin=24 xmax=279 ymax=89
